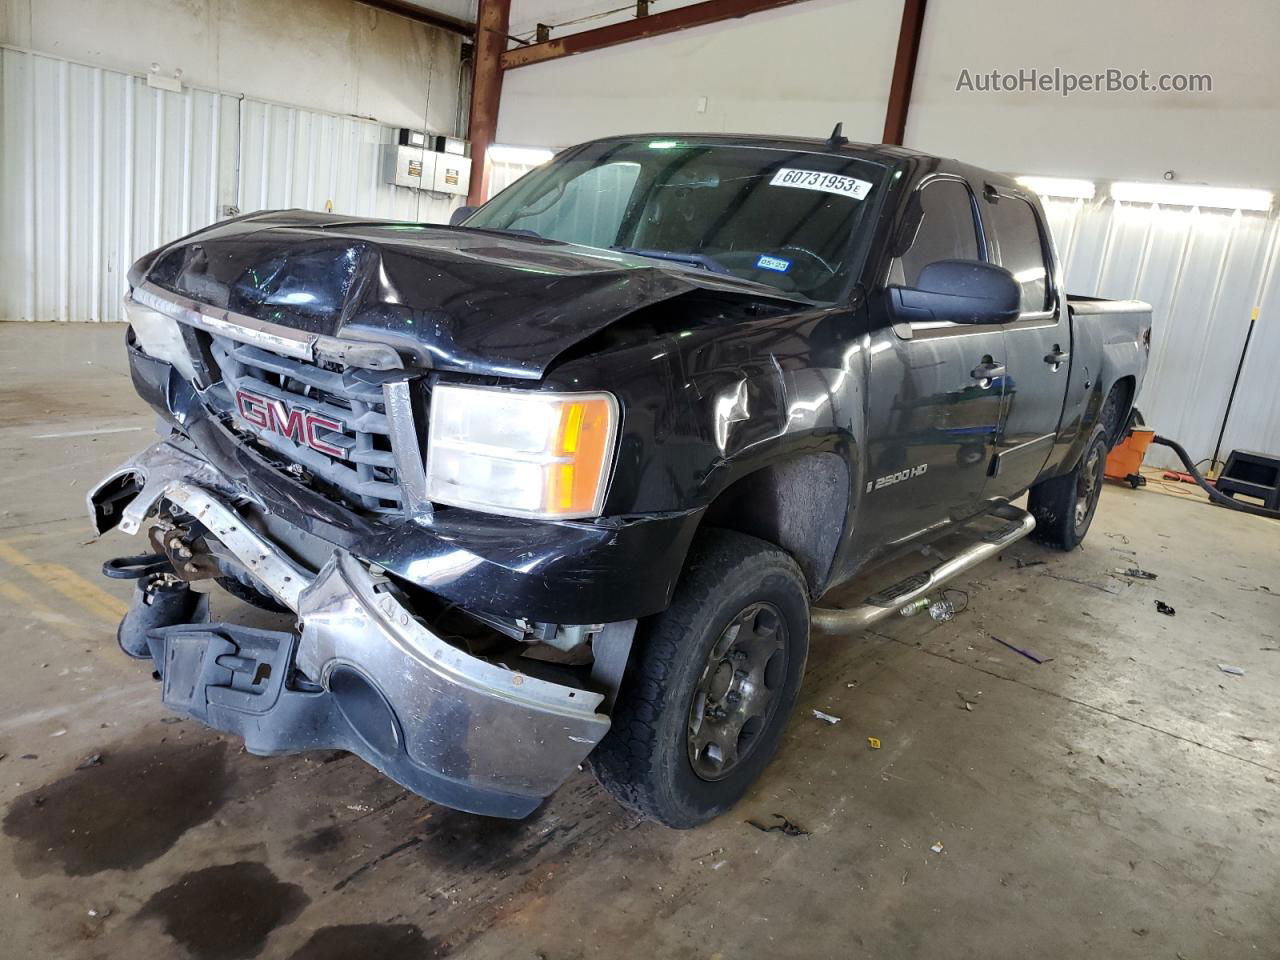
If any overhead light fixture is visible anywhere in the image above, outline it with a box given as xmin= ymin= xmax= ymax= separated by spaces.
xmin=1110 ymin=181 xmax=1273 ymax=212
xmin=486 ymin=144 xmax=555 ymax=166
xmin=1016 ymin=176 xmax=1096 ymax=200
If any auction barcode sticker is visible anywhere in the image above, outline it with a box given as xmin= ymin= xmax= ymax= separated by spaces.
xmin=769 ymin=168 xmax=872 ymax=199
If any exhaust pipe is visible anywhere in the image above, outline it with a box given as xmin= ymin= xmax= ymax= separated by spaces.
xmin=810 ymin=503 xmax=1035 ymax=634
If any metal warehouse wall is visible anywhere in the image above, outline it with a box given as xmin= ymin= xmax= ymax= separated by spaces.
xmin=0 ymin=47 xmax=463 ymax=325
xmin=1043 ymin=197 xmax=1280 ymax=471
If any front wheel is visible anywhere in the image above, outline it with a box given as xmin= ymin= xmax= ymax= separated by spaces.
xmin=590 ymin=530 xmax=810 ymax=828
xmin=1029 ymin=426 xmax=1109 ymax=550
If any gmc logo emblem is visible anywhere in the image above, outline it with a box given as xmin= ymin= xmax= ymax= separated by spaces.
xmin=235 ymin=388 xmax=346 ymax=459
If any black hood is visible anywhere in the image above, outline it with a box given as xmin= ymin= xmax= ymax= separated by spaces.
xmin=134 ymin=210 xmax=804 ymax=380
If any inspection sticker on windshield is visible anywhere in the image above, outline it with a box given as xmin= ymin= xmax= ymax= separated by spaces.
xmin=770 ymin=168 xmax=872 ymax=199
xmin=756 ymin=255 xmax=791 ymax=273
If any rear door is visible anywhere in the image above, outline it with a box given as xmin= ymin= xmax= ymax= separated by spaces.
xmin=982 ymin=189 xmax=1069 ymax=497
xmin=858 ymin=176 xmax=1008 ymax=553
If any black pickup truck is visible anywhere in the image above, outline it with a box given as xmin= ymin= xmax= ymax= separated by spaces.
xmin=90 ymin=133 xmax=1151 ymax=828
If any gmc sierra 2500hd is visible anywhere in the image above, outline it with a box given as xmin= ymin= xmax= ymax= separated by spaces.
xmin=89 ymin=133 xmax=1151 ymax=828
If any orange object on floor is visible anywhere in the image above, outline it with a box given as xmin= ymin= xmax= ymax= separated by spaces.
xmin=1105 ymin=427 xmax=1155 ymax=481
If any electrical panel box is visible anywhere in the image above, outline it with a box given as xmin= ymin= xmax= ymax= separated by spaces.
xmin=382 ymin=144 xmax=438 ymax=190
xmin=432 ymin=155 xmax=472 ymax=196
xmin=381 ymin=131 xmax=472 ymax=195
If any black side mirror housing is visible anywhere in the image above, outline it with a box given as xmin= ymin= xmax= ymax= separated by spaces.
xmin=448 ymin=205 xmax=477 ymax=227
xmin=886 ymin=259 xmax=1021 ymax=325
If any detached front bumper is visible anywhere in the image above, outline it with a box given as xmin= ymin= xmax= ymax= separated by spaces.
xmin=90 ymin=439 xmax=612 ymax=819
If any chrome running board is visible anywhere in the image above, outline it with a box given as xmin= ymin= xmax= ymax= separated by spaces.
xmin=810 ymin=503 xmax=1036 ymax=634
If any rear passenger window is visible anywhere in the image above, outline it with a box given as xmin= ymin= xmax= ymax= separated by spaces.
xmin=890 ymin=179 xmax=980 ymax=287
xmin=990 ymin=195 xmax=1051 ymax=313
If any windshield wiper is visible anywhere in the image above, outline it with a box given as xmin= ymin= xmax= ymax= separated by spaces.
xmin=610 ymin=246 xmax=731 ymax=275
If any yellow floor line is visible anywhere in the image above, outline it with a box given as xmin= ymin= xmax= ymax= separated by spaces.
xmin=0 ymin=578 xmax=86 ymax=639
xmin=0 ymin=539 xmax=128 ymax=623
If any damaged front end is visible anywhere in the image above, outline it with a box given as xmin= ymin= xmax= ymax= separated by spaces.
xmin=89 ymin=438 xmax=631 ymax=819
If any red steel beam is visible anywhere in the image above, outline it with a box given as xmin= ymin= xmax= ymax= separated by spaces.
xmin=881 ymin=0 xmax=927 ymax=145
xmin=501 ymin=0 xmax=815 ymax=70
xmin=467 ymin=0 xmax=512 ymax=204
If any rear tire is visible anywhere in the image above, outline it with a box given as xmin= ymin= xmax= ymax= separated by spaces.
xmin=590 ymin=530 xmax=809 ymax=828
xmin=1029 ymin=426 xmax=1108 ymax=550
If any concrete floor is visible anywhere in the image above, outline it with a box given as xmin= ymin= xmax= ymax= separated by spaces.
xmin=1 ymin=321 xmax=1278 ymax=960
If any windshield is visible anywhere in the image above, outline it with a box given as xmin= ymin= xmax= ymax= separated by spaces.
xmin=465 ymin=139 xmax=888 ymax=303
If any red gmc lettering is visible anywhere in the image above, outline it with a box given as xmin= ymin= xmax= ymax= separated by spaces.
xmin=234 ymin=388 xmax=346 ymax=459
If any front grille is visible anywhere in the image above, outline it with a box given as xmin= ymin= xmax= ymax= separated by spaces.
xmin=208 ymin=335 xmax=415 ymax=513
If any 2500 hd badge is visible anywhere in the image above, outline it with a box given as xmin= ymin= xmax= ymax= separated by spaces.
xmin=866 ymin=464 xmax=929 ymax=492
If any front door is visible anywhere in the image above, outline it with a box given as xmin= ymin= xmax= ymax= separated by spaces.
xmin=858 ymin=176 xmax=1008 ymax=555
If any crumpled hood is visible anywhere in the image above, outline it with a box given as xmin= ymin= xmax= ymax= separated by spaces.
xmin=134 ymin=210 xmax=802 ymax=379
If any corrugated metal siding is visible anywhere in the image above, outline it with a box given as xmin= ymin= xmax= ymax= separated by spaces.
xmin=236 ymin=99 xmax=457 ymax=225
xmin=0 ymin=46 xmax=462 ymax=325
xmin=1043 ymin=196 xmax=1280 ymax=470
xmin=487 ymin=157 xmax=543 ymax=198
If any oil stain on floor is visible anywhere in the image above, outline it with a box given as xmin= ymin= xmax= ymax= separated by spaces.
xmin=285 ymin=923 xmax=441 ymax=960
xmin=1 ymin=738 xmax=232 ymax=876
xmin=137 ymin=860 xmax=309 ymax=960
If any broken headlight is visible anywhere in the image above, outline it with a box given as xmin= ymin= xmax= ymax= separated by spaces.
xmin=123 ymin=292 xmax=198 ymax=381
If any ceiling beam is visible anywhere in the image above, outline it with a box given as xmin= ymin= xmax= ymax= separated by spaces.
xmin=356 ymin=0 xmax=475 ymax=37
xmin=467 ymin=0 xmax=512 ymax=204
xmin=881 ymin=0 xmax=927 ymax=145
xmin=501 ymin=0 xmax=814 ymax=70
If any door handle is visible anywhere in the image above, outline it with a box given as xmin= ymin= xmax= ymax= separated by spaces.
xmin=971 ymin=359 xmax=1006 ymax=383
xmin=1043 ymin=346 xmax=1070 ymax=367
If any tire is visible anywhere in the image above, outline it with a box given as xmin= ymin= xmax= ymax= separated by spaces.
xmin=590 ymin=530 xmax=810 ymax=828
xmin=1028 ymin=426 xmax=1108 ymax=550
xmin=1099 ymin=384 xmax=1129 ymax=447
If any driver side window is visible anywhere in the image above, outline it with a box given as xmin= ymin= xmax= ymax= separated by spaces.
xmin=889 ymin=179 xmax=981 ymax=287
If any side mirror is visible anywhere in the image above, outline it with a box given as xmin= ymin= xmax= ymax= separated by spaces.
xmin=448 ymin=205 xmax=477 ymax=227
xmin=886 ymin=259 xmax=1021 ymax=325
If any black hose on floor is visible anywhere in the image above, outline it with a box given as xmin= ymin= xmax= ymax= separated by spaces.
xmin=1152 ymin=435 xmax=1280 ymax=519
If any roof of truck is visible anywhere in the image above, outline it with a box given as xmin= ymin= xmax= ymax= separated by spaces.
xmin=572 ymin=133 xmax=1019 ymax=191
xmin=578 ymin=132 xmax=929 ymax=161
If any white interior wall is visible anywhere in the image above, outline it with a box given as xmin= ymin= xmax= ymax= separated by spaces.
xmin=0 ymin=0 xmax=467 ymax=323
xmin=496 ymin=0 xmax=904 ymax=148
xmin=0 ymin=48 xmax=462 ymax=324
xmin=499 ymin=0 xmax=1280 ymax=189
xmin=0 ymin=0 xmax=464 ymax=133
xmin=906 ymin=0 xmax=1280 ymax=189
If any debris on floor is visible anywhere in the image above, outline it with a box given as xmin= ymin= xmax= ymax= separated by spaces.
xmin=1155 ymin=600 xmax=1176 ymax=616
xmin=1014 ymin=558 xmax=1046 ymax=569
xmin=812 ymin=709 xmax=842 ymax=725
xmin=746 ymin=814 xmax=810 ymax=837
xmin=956 ymin=690 xmax=981 ymax=711
xmin=1113 ymin=567 xmax=1158 ymax=580
xmin=930 ymin=841 xmax=944 ymax=854
xmin=867 ymin=737 xmax=882 ymax=750
xmin=992 ymin=636 xmax=1052 ymax=664
xmin=1217 ymin=663 xmax=1246 ymax=676
xmin=75 ymin=753 xmax=103 ymax=770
